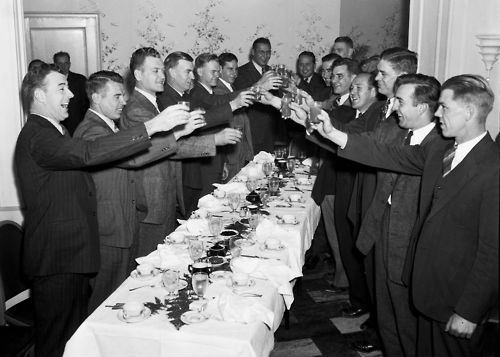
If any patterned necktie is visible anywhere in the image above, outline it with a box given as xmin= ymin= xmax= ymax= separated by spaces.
xmin=403 ymin=130 xmax=413 ymax=145
xmin=382 ymin=98 xmax=391 ymax=119
xmin=442 ymin=143 xmax=458 ymax=177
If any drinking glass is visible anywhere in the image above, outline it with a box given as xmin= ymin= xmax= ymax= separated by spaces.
xmin=227 ymin=192 xmax=241 ymax=213
xmin=188 ymin=237 xmax=204 ymax=262
xmin=258 ymin=189 xmax=270 ymax=207
xmin=208 ymin=215 xmax=223 ymax=237
xmin=268 ymin=177 xmax=280 ymax=196
xmin=162 ymin=269 xmax=179 ymax=298
xmin=263 ymin=162 xmax=273 ymax=177
xmin=287 ymin=157 xmax=296 ymax=174
xmin=229 ymin=237 xmax=242 ymax=258
xmin=192 ymin=272 xmax=209 ymax=300
xmin=178 ymin=101 xmax=190 ymax=110
xmin=246 ymin=179 xmax=257 ymax=193
xmin=309 ymin=101 xmax=322 ymax=124
xmin=250 ymin=86 xmax=261 ymax=101
xmin=281 ymin=94 xmax=292 ymax=119
xmin=249 ymin=213 xmax=260 ymax=231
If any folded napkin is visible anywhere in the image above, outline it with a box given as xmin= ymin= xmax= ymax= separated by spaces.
xmin=213 ymin=182 xmax=248 ymax=194
xmin=176 ymin=218 xmax=211 ymax=236
xmin=302 ymin=158 xmax=312 ymax=166
xmin=255 ymin=218 xmax=290 ymax=244
xmin=240 ymin=163 xmax=265 ymax=179
xmin=197 ymin=194 xmax=227 ymax=213
xmin=253 ymin=151 xmax=275 ymax=164
xmin=136 ymin=244 xmax=182 ymax=270
xmin=205 ymin=294 xmax=274 ymax=328
xmin=253 ymin=260 xmax=299 ymax=309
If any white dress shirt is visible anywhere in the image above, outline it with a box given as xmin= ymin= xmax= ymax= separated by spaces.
xmin=33 ymin=113 xmax=65 ymax=135
xmin=252 ymin=61 xmax=263 ymax=75
xmin=199 ymin=82 xmax=213 ymax=95
xmin=337 ymin=93 xmax=350 ymax=106
xmin=89 ymin=108 xmax=119 ymax=133
xmin=219 ymin=78 xmax=233 ymax=92
xmin=451 ymin=131 xmax=488 ymax=171
xmin=135 ymin=87 xmax=159 ymax=112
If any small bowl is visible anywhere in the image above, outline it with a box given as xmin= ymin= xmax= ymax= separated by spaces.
xmin=219 ymin=229 xmax=238 ymax=239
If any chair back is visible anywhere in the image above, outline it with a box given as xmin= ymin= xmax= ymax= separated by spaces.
xmin=0 ymin=221 xmax=29 ymax=301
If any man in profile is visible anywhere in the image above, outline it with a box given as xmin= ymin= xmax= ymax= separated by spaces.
xmin=332 ymin=36 xmax=354 ymax=58
xmin=15 ymin=62 xmax=193 ymax=357
xmin=53 ymin=51 xmax=89 ymax=135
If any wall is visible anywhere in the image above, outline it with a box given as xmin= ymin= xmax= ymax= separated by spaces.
xmin=409 ymin=0 xmax=500 ymax=137
xmin=23 ymin=0 xmax=341 ymax=73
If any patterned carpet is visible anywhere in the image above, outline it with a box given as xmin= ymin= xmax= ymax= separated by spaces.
xmin=270 ymin=257 xmax=499 ymax=357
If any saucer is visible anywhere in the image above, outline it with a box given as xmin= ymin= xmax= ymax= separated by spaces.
xmin=161 ymin=279 xmax=188 ymax=290
xmin=207 ymin=256 xmax=227 ymax=267
xmin=181 ymin=311 xmax=208 ymax=324
xmin=209 ymin=270 xmax=233 ymax=282
xmin=262 ymin=242 xmax=286 ymax=251
xmin=234 ymin=238 xmax=255 ymax=248
xmin=117 ymin=307 xmax=151 ymax=323
xmin=232 ymin=278 xmax=256 ymax=289
xmin=130 ymin=268 xmax=161 ymax=280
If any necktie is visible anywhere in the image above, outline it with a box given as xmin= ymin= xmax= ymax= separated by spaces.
xmin=382 ymin=98 xmax=391 ymax=119
xmin=335 ymin=97 xmax=342 ymax=108
xmin=442 ymin=143 xmax=458 ymax=177
xmin=404 ymin=130 xmax=413 ymax=145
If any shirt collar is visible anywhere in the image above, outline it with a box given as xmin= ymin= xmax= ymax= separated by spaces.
xmin=409 ymin=122 xmax=435 ymax=145
xmin=32 ymin=113 xmax=65 ymax=135
xmin=455 ymin=132 xmax=488 ymax=156
xmin=252 ymin=60 xmax=263 ymax=75
xmin=337 ymin=93 xmax=350 ymax=106
xmin=199 ymin=82 xmax=213 ymax=95
xmin=89 ymin=108 xmax=119 ymax=133
xmin=385 ymin=97 xmax=395 ymax=118
xmin=135 ymin=87 xmax=159 ymax=112
xmin=219 ymin=78 xmax=233 ymax=92
xmin=166 ymin=83 xmax=185 ymax=98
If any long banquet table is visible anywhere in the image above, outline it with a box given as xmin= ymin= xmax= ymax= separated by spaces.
xmin=64 ymin=154 xmax=321 ymax=357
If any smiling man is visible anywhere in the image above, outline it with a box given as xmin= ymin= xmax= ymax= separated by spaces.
xmin=296 ymin=51 xmax=328 ymax=100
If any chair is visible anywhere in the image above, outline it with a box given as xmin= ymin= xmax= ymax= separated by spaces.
xmin=0 ymin=276 xmax=34 ymax=357
xmin=0 ymin=221 xmax=34 ymax=327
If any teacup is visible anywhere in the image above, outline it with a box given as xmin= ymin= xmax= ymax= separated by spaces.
xmin=289 ymin=193 xmax=302 ymax=202
xmin=188 ymin=261 xmax=212 ymax=275
xmin=232 ymin=272 xmax=249 ymax=286
xmin=207 ymin=243 xmax=226 ymax=257
xmin=282 ymin=214 xmax=296 ymax=224
xmin=136 ymin=263 xmax=154 ymax=276
xmin=247 ymin=204 xmax=259 ymax=214
xmin=213 ymin=189 xmax=226 ymax=199
xmin=219 ymin=229 xmax=238 ymax=239
xmin=122 ymin=301 xmax=144 ymax=319
xmin=167 ymin=231 xmax=185 ymax=244
xmin=265 ymin=237 xmax=281 ymax=250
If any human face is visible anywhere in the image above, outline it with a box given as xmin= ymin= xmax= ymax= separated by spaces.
xmin=320 ymin=60 xmax=334 ymax=85
xmin=35 ymin=71 xmax=74 ymax=122
xmin=331 ymin=64 xmax=355 ymax=96
xmin=251 ymin=43 xmax=271 ymax=67
xmin=393 ymin=84 xmax=426 ymax=129
xmin=198 ymin=60 xmax=220 ymax=87
xmin=220 ymin=60 xmax=238 ymax=84
xmin=375 ymin=59 xmax=403 ymax=98
xmin=435 ymin=89 xmax=469 ymax=141
xmin=349 ymin=74 xmax=376 ymax=112
xmin=135 ymin=56 xmax=165 ymax=95
xmin=94 ymin=81 xmax=127 ymax=120
xmin=332 ymin=42 xmax=352 ymax=58
xmin=54 ymin=55 xmax=70 ymax=75
xmin=168 ymin=59 xmax=195 ymax=93
xmin=298 ymin=55 xmax=314 ymax=78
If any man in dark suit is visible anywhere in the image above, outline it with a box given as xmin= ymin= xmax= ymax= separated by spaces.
xmin=157 ymin=51 xmax=247 ymax=216
xmin=332 ymin=36 xmax=354 ymax=59
xmin=233 ymin=37 xmax=282 ymax=154
xmin=214 ymin=52 xmax=254 ymax=181
xmin=353 ymin=74 xmax=442 ymax=357
xmin=14 ymin=63 xmax=195 ymax=357
xmin=296 ymin=51 xmax=328 ymax=101
xmin=53 ymin=51 xmax=89 ymax=136
xmin=121 ymin=48 xmax=221 ymax=257
xmin=317 ymin=74 xmax=498 ymax=357
xmin=74 ymin=70 xmax=204 ymax=311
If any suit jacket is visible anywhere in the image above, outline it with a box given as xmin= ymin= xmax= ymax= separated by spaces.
xmin=340 ymin=133 xmax=499 ymax=324
xmin=64 ymin=71 xmax=89 ymax=136
xmin=213 ymin=79 xmax=254 ymax=180
xmin=233 ymin=61 xmax=281 ymax=154
xmin=355 ymin=120 xmax=441 ymax=284
xmin=120 ymin=90 xmax=215 ymax=225
xmin=14 ymin=114 xmax=153 ymax=277
xmin=298 ymin=72 xmax=329 ymax=101
xmin=73 ymin=110 xmax=181 ymax=248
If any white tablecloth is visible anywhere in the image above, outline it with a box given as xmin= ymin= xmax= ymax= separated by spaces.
xmin=64 ymin=158 xmax=320 ymax=357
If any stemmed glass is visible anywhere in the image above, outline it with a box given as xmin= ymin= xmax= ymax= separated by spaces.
xmin=246 ymin=179 xmax=258 ymax=193
xmin=287 ymin=157 xmax=296 ymax=174
xmin=229 ymin=237 xmax=242 ymax=258
xmin=162 ymin=269 xmax=179 ymax=299
xmin=188 ymin=237 xmax=204 ymax=262
xmin=248 ymin=213 xmax=260 ymax=231
xmin=227 ymin=192 xmax=241 ymax=213
xmin=208 ymin=215 xmax=223 ymax=237
xmin=263 ymin=162 xmax=273 ymax=177
xmin=192 ymin=272 xmax=209 ymax=300
xmin=268 ymin=177 xmax=280 ymax=196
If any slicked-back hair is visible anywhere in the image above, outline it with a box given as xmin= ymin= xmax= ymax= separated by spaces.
xmin=194 ymin=53 xmax=219 ymax=71
xmin=299 ymin=51 xmax=316 ymax=64
xmin=53 ymin=51 xmax=70 ymax=62
xmin=21 ymin=62 xmax=60 ymax=112
xmin=252 ymin=37 xmax=271 ymax=50
xmin=86 ymin=70 xmax=124 ymax=100
xmin=332 ymin=57 xmax=360 ymax=75
xmin=218 ymin=52 xmax=238 ymax=67
xmin=334 ymin=36 xmax=354 ymax=49
xmin=125 ymin=47 xmax=161 ymax=93
xmin=321 ymin=53 xmax=341 ymax=64
xmin=28 ymin=59 xmax=44 ymax=72
xmin=380 ymin=47 xmax=418 ymax=74
xmin=394 ymin=73 xmax=441 ymax=113
xmin=164 ymin=51 xmax=193 ymax=71
xmin=360 ymin=55 xmax=380 ymax=74
xmin=442 ymin=74 xmax=494 ymax=123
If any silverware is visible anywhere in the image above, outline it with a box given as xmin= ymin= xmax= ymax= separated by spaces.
xmin=129 ymin=284 xmax=156 ymax=291
xmin=241 ymin=254 xmax=272 ymax=260
xmin=294 ymin=186 xmax=304 ymax=193
xmin=232 ymin=290 xmax=262 ymax=298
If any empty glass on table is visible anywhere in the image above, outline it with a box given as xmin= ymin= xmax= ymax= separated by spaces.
xmin=192 ymin=272 xmax=209 ymax=300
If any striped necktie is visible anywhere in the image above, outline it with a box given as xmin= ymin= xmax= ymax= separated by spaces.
xmin=442 ymin=143 xmax=458 ymax=177
xmin=404 ymin=130 xmax=413 ymax=145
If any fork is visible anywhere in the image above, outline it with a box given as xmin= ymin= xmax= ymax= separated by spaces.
xmin=129 ymin=284 xmax=156 ymax=291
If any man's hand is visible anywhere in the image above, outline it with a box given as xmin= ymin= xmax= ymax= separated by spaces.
xmin=259 ymin=90 xmax=281 ymax=109
xmin=256 ymin=71 xmax=282 ymax=91
xmin=230 ymin=90 xmax=254 ymax=111
xmin=445 ymin=313 xmax=477 ymax=339
xmin=314 ymin=110 xmax=348 ymax=148
xmin=289 ymin=102 xmax=307 ymax=127
xmin=173 ymin=109 xmax=206 ymax=139
xmin=214 ymin=128 xmax=242 ymax=146
xmin=144 ymin=104 xmax=190 ymax=136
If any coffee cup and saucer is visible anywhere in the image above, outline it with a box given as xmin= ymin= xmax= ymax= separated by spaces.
xmin=188 ymin=261 xmax=212 ymax=275
xmin=117 ymin=301 xmax=151 ymax=323
xmin=130 ymin=263 xmax=161 ymax=280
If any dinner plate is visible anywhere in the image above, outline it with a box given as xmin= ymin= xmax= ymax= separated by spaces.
xmin=130 ymin=268 xmax=161 ymax=280
xmin=234 ymin=238 xmax=255 ymax=248
xmin=232 ymin=278 xmax=256 ymax=289
xmin=117 ymin=307 xmax=151 ymax=323
xmin=207 ymin=256 xmax=227 ymax=267
xmin=181 ymin=311 xmax=208 ymax=324
xmin=161 ymin=279 xmax=188 ymax=290
xmin=209 ymin=270 xmax=233 ymax=282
